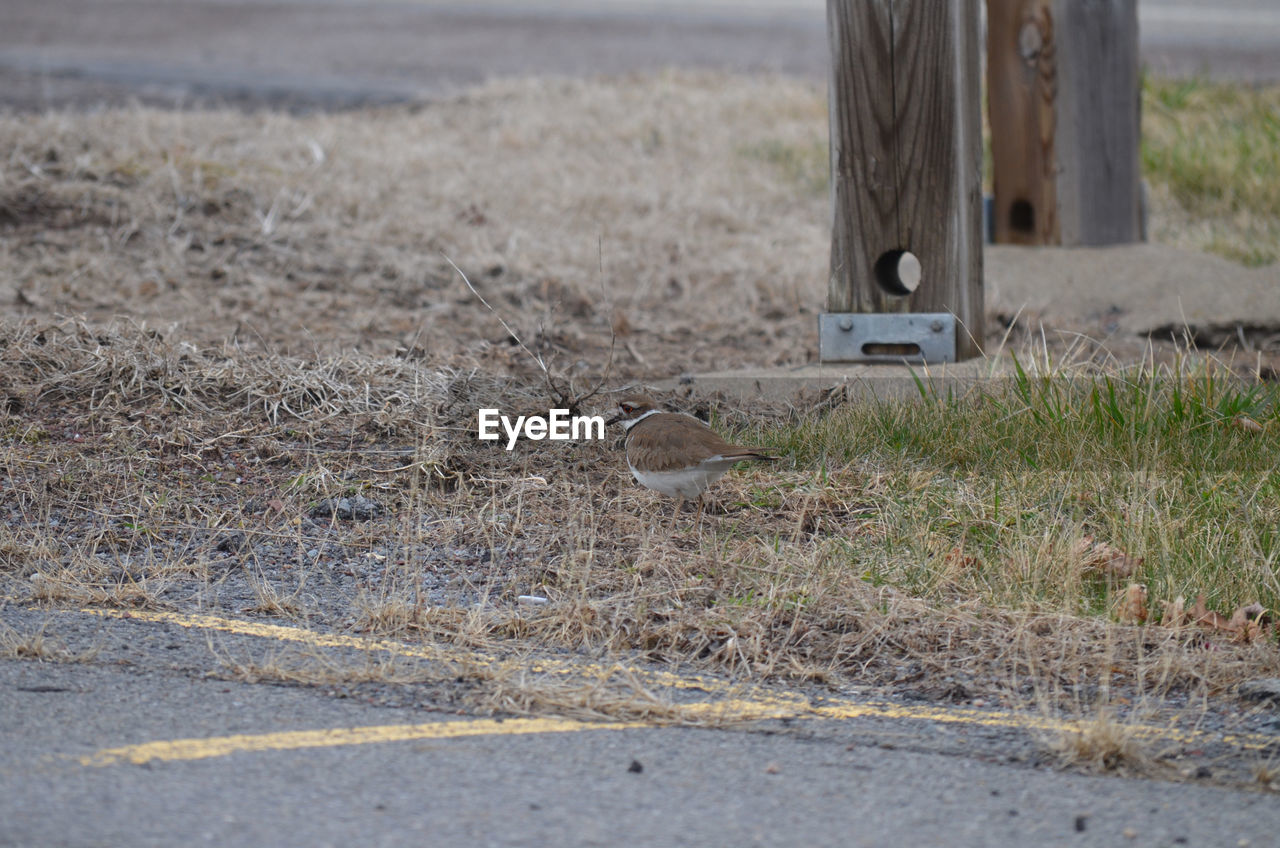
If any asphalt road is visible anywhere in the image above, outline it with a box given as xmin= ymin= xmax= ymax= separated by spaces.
xmin=1 ymin=0 xmax=1279 ymax=113
xmin=4 ymin=605 xmax=1280 ymax=848
xmin=8 ymin=666 xmax=1277 ymax=848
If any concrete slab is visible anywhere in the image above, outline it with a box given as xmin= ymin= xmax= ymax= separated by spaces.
xmin=986 ymin=243 xmax=1280 ymax=337
xmin=654 ymin=358 xmax=1011 ymax=404
xmin=669 ymin=243 xmax=1280 ymax=404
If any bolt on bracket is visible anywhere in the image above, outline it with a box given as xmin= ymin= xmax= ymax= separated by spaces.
xmin=818 ymin=312 xmax=957 ymax=364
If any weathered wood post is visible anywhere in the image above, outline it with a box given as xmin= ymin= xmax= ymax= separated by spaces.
xmin=986 ymin=0 xmax=1142 ymax=245
xmin=820 ymin=0 xmax=984 ymax=363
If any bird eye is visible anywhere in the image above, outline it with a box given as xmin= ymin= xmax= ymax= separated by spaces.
xmin=622 ymin=403 xmax=634 ymax=412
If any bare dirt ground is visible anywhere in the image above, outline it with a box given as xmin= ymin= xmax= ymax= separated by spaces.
xmin=1 ymin=74 xmax=830 ymax=374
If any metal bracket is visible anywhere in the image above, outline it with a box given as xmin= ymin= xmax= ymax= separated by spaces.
xmin=819 ymin=312 xmax=957 ymax=364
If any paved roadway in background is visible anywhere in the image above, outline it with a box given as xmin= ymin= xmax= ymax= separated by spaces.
xmin=0 ymin=1 xmax=1278 ymax=111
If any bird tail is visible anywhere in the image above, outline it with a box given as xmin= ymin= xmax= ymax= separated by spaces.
xmin=724 ymin=448 xmax=778 ymax=462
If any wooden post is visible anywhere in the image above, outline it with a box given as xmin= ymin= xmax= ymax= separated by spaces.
xmin=986 ymin=0 xmax=1142 ymax=246
xmin=826 ymin=0 xmax=984 ymax=360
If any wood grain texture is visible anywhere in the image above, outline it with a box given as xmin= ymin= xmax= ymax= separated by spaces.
xmin=1056 ymin=0 xmax=1142 ymax=245
xmin=986 ymin=0 xmax=1059 ymax=245
xmin=986 ymin=0 xmax=1141 ymax=246
xmin=826 ymin=0 xmax=984 ymax=358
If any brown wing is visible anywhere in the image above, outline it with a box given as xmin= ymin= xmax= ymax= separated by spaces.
xmin=626 ymin=413 xmax=775 ymax=472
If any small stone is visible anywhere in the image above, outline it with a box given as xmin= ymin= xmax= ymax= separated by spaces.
xmin=627 ymin=760 xmax=643 ymax=774
xmin=1194 ymin=765 xmax=1213 ymax=779
xmin=1237 ymin=679 xmax=1280 ymax=704
xmin=310 ymin=495 xmax=383 ymax=521
xmin=1075 ymin=815 xmax=1088 ymax=833
xmin=1123 ymin=828 xmax=1138 ymax=840
xmin=348 ymin=495 xmax=382 ymax=520
xmin=215 ymin=531 xmax=247 ymax=553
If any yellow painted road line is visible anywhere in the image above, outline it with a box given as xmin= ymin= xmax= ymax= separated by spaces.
xmin=80 ymin=607 xmax=457 ymax=663
xmin=68 ymin=607 xmax=1280 ymax=757
xmin=80 ymin=717 xmax=642 ymax=768
xmin=77 ymin=695 xmax=1278 ymax=769
xmin=678 ymin=699 xmax=1279 ymax=752
xmin=78 ymin=607 xmax=747 ymax=700
xmin=809 ymin=703 xmax=1278 ymax=752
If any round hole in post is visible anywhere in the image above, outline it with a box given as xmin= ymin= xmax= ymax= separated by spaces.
xmin=1009 ymin=199 xmax=1035 ymax=234
xmin=873 ymin=249 xmax=922 ymax=297
xmin=1018 ymin=21 xmax=1043 ymax=61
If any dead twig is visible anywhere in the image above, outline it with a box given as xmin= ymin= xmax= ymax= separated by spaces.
xmin=444 ymin=247 xmax=617 ymax=415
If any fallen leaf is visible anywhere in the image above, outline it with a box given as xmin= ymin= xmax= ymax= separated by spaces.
xmin=941 ymin=546 xmax=980 ymax=578
xmin=1228 ymin=602 xmax=1268 ymax=643
xmin=1076 ymin=535 xmax=1142 ymax=580
xmin=1116 ymin=583 xmax=1148 ymax=624
xmin=1232 ymin=415 xmax=1265 ymax=434
xmin=1158 ymin=595 xmax=1187 ymax=627
xmin=1190 ymin=595 xmax=1269 ymax=642
xmin=1228 ymin=601 xmax=1266 ymax=629
xmin=1191 ymin=593 xmax=1233 ymax=630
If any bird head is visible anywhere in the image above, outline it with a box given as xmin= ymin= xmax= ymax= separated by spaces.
xmin=606 ymin=394 xmax=660 ymax=428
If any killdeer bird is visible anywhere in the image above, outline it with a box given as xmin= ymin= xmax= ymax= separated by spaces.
xmin=607 ymin=394 xmax=776 ymax=521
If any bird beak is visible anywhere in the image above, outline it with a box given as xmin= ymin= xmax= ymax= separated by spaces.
xmin=605 ymin=411 xmax=623 ymax=426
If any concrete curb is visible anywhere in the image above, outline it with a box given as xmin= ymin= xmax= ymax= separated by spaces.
xmin=653 ymin=359 xmax=1012 ymax=404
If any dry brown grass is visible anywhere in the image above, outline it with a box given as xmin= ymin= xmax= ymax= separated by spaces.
xmin=0 ymin=620 xmax=101 ymax=663
xmin=1046 ymin=708 xmax=1159 ymax=775
xmin=4 ymin=73 xmax=1278 ymax=724
xmin=1 ymin=73 xmax=829 ymax=376
xmin=216 ymin=645 xmax=439 ymax=688
xmin=1251 ymin=756 xmax=1280 ymax=790
xmin=211 ymin=636 xmax=742 ymax=725
xmin=4 ymin=320 xmax=1278 ymax=714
